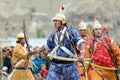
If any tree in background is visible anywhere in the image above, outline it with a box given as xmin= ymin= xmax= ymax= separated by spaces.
xmin=36 ymin=28 xmax=45 ymax=38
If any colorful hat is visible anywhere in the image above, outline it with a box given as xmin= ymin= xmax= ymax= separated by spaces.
xmin=52 ymin=5 xmax=66 ymax=24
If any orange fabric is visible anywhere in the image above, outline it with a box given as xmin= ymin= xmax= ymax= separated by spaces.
xmin=76 ymin=36 xmax=92 ymax=80
xmin=77 ymin=48 xmax=90 ymax=80
xmin=103 ymin=27 xmax=108 ymax=34
xmin=88 ymin=68 xmax=116 ymax=80
xmin=77 ymin=65 xmax=86 ymax=80
xmin=12 ymin=44 xmax=31 ymax=68
xmin=87 ymin=36 xmax=120 ymax=80
xmin=110 ymin=42 xmax=120 ymax=69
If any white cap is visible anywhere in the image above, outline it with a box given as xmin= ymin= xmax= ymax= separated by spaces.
xmin=92 ymin=19 xmax=102 ymax=30
xmin=78 ymin=21 xmax=87 ymax=30
xmin=2 ymin=66 xmax=8 ymax=71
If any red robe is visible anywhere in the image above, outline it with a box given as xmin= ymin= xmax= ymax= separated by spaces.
xmin=91 ymin=37 xmax=114 ymax=67
xmin=87 ymin=36 xmax=120 ymax=80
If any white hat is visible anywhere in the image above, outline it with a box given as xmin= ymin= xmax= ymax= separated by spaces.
xmin=2 ymin=66 xmax=8 ymax=71
xmin=78 ymin=21 xmax=87 ymax=30
xmin=92 ymin=19 xmax=102 ymax=30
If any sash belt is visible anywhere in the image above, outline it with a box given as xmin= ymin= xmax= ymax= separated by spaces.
xmin=52 ymin=58 xmax=74 ymax=64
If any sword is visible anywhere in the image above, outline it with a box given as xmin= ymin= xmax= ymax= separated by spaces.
xmin=23 ymin=19 xmax=30 ymax=51
xmin=23 ymin=19 xmax=30 ymax=69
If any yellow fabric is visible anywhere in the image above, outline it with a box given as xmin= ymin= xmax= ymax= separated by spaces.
xmin=11 ymin=44 xmax=34 ymax=80
xmin=87 ymin=27 xmax=91 ymax=36
xmin=10 ymin=69 xmax=35 ymax=80
xmin=17 ymin=32 xmax=24 ymax=39
xmin=87 ymin=62 xmax=115 ymax=70
xmin=12 ymin=44 xmax=31 ymax=68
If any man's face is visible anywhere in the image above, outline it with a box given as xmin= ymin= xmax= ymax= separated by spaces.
xmin=78 ymin=29 xmax=87 ymax=37
xmin=19 ymin=38 xmax=25 ymax=44
xmin=53 ymin=20 xmax=62 ymax=31
xmin=93 ymin=28 xmax=102 ymax=37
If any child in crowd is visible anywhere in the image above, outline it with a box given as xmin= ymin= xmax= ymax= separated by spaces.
xmin=40 ymin=64 xmax=48 ymax=78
